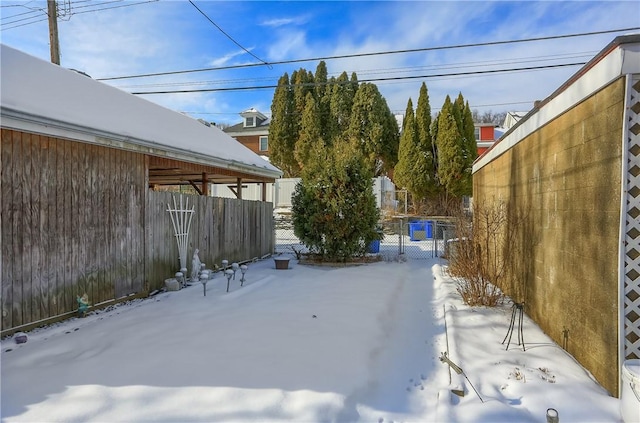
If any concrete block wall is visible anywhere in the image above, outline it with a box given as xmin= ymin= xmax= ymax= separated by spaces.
xmin=473 ymin=77 xmax=626 ymax=395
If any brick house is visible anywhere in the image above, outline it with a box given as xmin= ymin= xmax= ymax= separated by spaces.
xmin=474 ymin=123 xmax=500 ymax=156
xmin=223 ymin=108 xmax=270 ymax=156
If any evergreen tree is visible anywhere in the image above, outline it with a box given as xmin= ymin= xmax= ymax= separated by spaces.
xmin=269 ymin=73 xmax=298 ymax=177
xmin=430 ymin=111 xmax=439 ymax=171
xmin=415 ymin=82 xmax=439 ymax=198
xmin=314 ymin=61 xmax=330 ymax=141
xmin=435 ymin=95 xmax=467 ymax=196
xmin=295 ymin=92 xmax=323 ymax=169
xmin=328 ymin=72 xmax=356 ymax=144
xmin=393 ymin=98 xmax=419 ymax=197
xmin=314 ymin=61 xmax=328 ymax=100
xmin=291 ymin=68 xmax=315 ymax=141
xmin=346 ymin=83 xmax=399 ymax=175
xmin=291 ymin=141 xmax=380 ymax=261
xmin=460 ymin=100 xmax=477 ymax=195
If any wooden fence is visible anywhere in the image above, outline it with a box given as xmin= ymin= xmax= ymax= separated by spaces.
xmin=1 ymin=128 xmax=275 ymax=334
xmin=146 ymin=191 xmax=274 ymax=291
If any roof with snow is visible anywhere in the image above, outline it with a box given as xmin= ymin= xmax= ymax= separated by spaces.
xmin=0 ymin=44 xmax=282 ymax=184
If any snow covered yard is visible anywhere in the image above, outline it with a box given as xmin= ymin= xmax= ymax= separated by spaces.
xmin=0 ymin=257 xmax=621 ymax=422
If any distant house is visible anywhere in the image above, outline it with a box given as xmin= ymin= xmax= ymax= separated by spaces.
xmin=224 ymin=108 xmax=270 ymax=157
xmin=0 ymin=45 xmax=282 ymax=335
xmin=474 ymin=123 xmax=500 ymax=156
xmin=502 ymin=111 xmax=528 ymax=129
xmin=472 ymin=34 xmax=640 ymax=397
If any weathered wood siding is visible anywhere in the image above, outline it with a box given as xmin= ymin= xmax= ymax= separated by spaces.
xmin=146 ymin=191 xmax=274 ymax=291
xmin=1 ymin=129 xmax=275 ymax=333
xmin=1 ymin=129 xmax=146 ymax=332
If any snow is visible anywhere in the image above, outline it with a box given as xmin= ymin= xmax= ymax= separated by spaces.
xmin=0 ymin=44 xmax=281 ymax=178
xmin=1 ymin=257 xmax=621 ymax=422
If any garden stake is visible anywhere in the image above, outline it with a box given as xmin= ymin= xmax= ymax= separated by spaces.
xmin=439 ymin=352 xmax=484 ymax=403
xmin=502 ymin=302 xmax=526 ymax=351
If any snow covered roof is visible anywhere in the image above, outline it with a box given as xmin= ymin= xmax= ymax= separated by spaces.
xmin=473 ymin=34 xmax=640 ymax=173
xmin=0 ymin=44 xmax=282 ymax=182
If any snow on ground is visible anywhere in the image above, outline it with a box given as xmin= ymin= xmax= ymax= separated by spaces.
xmin=1 ymin=256 xmax=621 ymax=422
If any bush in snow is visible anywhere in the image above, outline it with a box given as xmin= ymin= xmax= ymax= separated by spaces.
xmin=448 ymin=198 xmax=530 ymax=306
xmin=291 ymin=140 xmax=380 ymax=262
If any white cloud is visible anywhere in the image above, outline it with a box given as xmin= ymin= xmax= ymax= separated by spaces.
xmin=261 ymin=14 xmax=310 ymax=28
xmin=266 ymin=29 xmax=311 ymax=61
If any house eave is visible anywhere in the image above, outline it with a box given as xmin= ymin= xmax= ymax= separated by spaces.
xmin=1 ymin=107 xmax=283 ymax=181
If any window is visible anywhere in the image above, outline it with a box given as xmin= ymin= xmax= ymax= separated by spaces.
xmin=474 ymin=127 xmax=480 ymax=140
xmin=245 ymin=116 xmax=255 ymax=127
xmin=259 ymin=136 xmax=268 ymax=151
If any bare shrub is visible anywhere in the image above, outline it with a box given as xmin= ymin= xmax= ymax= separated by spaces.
xmin=448 ymin=198 xmax=528 ymax=307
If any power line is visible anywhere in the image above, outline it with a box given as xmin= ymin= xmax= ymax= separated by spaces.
xmin=131 ymin=62 xmax=585 ymax=95
xmin=187 ymin=0 xmax=268 ymax=66
xmin=98 ymin=26 xmax=640 ymax=81
xmin=63 ymin=0 xmax=158 ymax=15
xmin=1 ymin=16 xmax=47 ymax=30
xmin=1 ymin=0 xmax=158 ymax=31
xmin=113 ymin=51 xmax=596 ymax=90
xmin=1 ymin=8 xmax=44 ymax=21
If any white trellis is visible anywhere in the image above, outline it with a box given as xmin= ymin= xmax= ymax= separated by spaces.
xmin=622 ymin=74 xmax=640 ymax=363
xmin=167 ymin=195 xmax=195 ymax=271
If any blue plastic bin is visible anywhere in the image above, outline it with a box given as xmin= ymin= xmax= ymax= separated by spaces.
xmin=409 ymin=221 xmax=433 ymax=240
xmin=367 ymin=240 xmax=380 ymax=253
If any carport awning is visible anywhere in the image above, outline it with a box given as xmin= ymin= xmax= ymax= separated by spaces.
xmin=148 ymin=156 xmax=275 ymax=186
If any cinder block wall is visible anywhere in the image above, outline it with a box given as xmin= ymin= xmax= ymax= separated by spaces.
xmin=473 ymin=77 xmax=625 ymax=395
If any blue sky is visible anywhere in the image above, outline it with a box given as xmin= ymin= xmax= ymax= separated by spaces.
xmin=2 ymin=1 xmax=639 ymax=126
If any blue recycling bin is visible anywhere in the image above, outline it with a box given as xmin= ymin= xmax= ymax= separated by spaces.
xmin=409 ymin=220 xmax=433 ymax=240
xmin=367 ymin=239 xmax=380 ymax=253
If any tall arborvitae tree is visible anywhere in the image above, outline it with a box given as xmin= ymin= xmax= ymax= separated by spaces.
xmin=314 ymin=61 xmax=330 ymax=141
xmin=328 ymin=72 xmax=356 ymax=145
xmin=415 ymin=82 xmax=439 ymax=198
xmin=460 ymin=99 xmax=477 ymax=196
xmin=435 ymin=95 xmax=467 ymax=196
xmin=346 ymin=82 xmax=399 ymax=175
xmin=291 ymin=68 xmax=315 ymax=142
xmin=295 ymin=92 xmax=323 ymax=169
xmin=393 ymin=98 xmax=419 ymax=197
xmin=269 ymin=73 xmax=298 ymax=177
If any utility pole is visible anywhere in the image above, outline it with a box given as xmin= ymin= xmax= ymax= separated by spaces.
xmin=47 ymin=0 xmax=60 ymax=64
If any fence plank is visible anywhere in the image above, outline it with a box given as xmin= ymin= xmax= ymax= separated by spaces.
xmin=1 ymin=130 xmax=14 ymax=330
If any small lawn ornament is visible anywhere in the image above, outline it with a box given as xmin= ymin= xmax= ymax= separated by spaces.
xmin=191 ymin=249 xmax=202 ymax=282
xmin=231 ymin=262 xmax=239 ymax=280
xmin=77 ymin=293 xmax=90 ymax=317
xmin=240 ymin=265 xmax=248 ymax=286
xmin=200 ymin=271 xmax=210 ymax=296
xmin=225 ymin=269 xmax=234 ymax=292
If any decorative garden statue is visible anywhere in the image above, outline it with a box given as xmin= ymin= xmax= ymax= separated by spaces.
xmin=77 ymin=293 xmax=90 ymax=317
xmin=191 ymin=249 xmax=202 ymax=282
